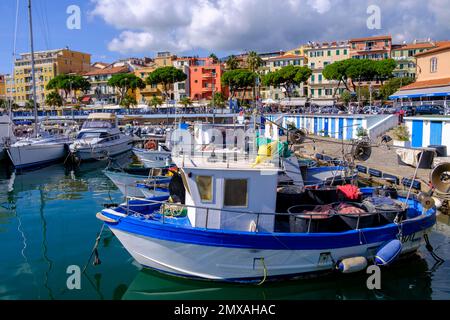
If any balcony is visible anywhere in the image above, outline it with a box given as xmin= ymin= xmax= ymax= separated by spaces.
xmin=357 ymin=46 xmax=387 ymax=52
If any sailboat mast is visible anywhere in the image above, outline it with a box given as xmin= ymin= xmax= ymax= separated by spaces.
xmin=28 ymin=0 xmax=38 ymax=138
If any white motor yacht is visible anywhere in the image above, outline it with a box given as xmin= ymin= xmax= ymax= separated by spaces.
xmin=69 ymin=113 xmax=133 ymax=161
xmin=0 ymin=114 xmax=16 ymax=161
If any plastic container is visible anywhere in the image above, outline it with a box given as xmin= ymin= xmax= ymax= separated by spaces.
xmin=428 ymin=145 xmax=447 ymax=157
xmin=417 ymin=149 xmax=435 ymax=169
xmin=288 ymin=205 xmax=336 ymax=233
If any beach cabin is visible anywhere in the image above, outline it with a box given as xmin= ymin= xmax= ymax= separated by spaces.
xmin=404 ymin=116 xmax=450 ymax=149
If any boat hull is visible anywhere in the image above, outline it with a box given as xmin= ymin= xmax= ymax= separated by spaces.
xmin=73 ymin=139 xmax=133 ymax=161
xmin=7 ymin=142 xmax=67 ymax=169
xmin=133 ymin=148 xmax=172 ymax=168
xmin=109 ymin=226 xmax=431 ymax=282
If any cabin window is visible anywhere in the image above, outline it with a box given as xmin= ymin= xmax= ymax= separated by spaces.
xmin=224 ymin=179 xmax=248 ymax=207
xmin=196 ymin=175 xmax=213 ymax=202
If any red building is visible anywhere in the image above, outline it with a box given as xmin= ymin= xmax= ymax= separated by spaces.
xmin=189 ymin=58 xmax=226 ymax=101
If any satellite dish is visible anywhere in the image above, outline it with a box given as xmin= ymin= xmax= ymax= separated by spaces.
xmin=289 ymin=129 xmax=307 ymax=144
xmin=351 ymin=140 xmax=372 ymax=161
xmin=430 ymin=162 xmax=450 ymax=193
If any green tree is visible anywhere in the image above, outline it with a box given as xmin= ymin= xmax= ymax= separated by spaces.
xmin=0 ymin=99 xmax=7 ymax=109
xmin=209 ymin=53 xmax=219 ymax=64
xmin=210 ymin=92 xmax=226 ymax=108
xmin=323 ymin=59 xmax=352 ymax=94
xmin=107 ymin=73 xmax=145 ymax=105
xmin=379 ymin=77 xmax=415 ymax=101
xmin=46 ymin=74 xmax=91 ymax=103
xmin=263 ymin=65 xmax=312 ymax=98
xmin=146 ymin=66 xmax=187 ymax=102
xmin=374 ymin=59 xmax=397 ymax=84
xmin=221 ymin=69 xmax=257 ymax=102
xmin=44 ymin=91 xmax=63 ymax=108
xmin=340 ymin=90 xmax=354 ymax=105
xmin=180 ymin=97 xmax=192 ymax=112
xmin=25 ymin=99 xmax=39 ymax=109
xmin=148 ymin=96 xmax=163 ymax=109
xmin=225 ymin=55 xmax=240 ymax=70
xmin=120 ymin=94 xmax=138 ymax=108
xmin=246 ymin=51 xmax=263 ymax=72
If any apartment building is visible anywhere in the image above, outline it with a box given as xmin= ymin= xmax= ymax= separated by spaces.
xmin=7 ymin=48 xmax=91 ymax=106
xmin=349 ymin=35 xmax=392 ymax=60
xmin=391 ymin=41 xmax=437 ymax=78
xmin=305 ymin=41 xmax=350 ymax=103
xmin=0 ymin=75 xmax=6 ymax=100
xmin=260 ymin=54 xmax=307 ymax=101
xmin=189 ymin=57 xmax=225 ymax=101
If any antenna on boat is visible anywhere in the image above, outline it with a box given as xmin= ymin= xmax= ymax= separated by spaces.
xmin=28 ymin=0 xmax=39 ymax=138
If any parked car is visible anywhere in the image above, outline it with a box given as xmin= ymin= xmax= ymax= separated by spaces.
xmin=415 ymin=105 xmax=444 ymax=115
xmin=395 ymin=106 xmax=415 ymax=117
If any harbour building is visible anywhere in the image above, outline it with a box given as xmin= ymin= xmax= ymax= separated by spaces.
xmin=6 ymin=48 xmax=91 ymax=106
xmin=189 ymin=57 xmax=225 ymax=102
xmin=0 ymin=75 xmax=6 ymax=100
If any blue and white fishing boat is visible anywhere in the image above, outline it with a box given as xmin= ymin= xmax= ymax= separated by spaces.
xmin=97 ymin=148 xmax=437 ymax=282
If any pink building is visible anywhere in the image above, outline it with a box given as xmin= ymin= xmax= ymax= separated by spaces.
xmin=349 ymin=35 xmax=392 ymax=60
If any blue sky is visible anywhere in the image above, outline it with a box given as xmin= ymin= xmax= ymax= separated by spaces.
xmin=1 ymin=0 xmax=450 ymax=74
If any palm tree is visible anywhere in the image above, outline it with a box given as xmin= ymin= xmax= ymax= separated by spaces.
xmin=148 ymin=96 xmax=163 ymax=109
xmin=44 ymin=91 xmax=63 ymax=112
xmin=246 ymin=51 xmax=263 ymax=72
xmin=225 ymin=55 xmax=239 ymax=70
xmin=180 ymin=97 xmax=192 ymax=113
xmin=246 ymin=51 xmax=263 ymax=105
xmin=209 ymin=53 xmax=219 ymax=64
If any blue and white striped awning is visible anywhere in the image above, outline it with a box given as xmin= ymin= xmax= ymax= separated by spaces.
xmin=390 ymin=86 xmax=450 ymax=100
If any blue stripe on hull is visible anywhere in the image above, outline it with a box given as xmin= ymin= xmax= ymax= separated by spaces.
xmin=12 ymin=157 xmax=64 ymax=170
xmin=104 ymin=206 xmax=435 ymax=251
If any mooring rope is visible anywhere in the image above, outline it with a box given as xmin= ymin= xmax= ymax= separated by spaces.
xmin=424 ymin=233 xmax=445 ymax=263
xmin=82 ymin=224 xmax=105 ymax=273
xmin=257 ymin=258 xmax=268 ymax=286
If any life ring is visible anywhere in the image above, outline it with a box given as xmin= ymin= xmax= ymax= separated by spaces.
xmin=145 ymin=140 xmax=157 ymax=150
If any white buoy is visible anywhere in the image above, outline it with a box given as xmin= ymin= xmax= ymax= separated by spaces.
xmin=338 ymin=257 xmax=368 ymax=274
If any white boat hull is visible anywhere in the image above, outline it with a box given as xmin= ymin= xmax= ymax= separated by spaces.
xmin=104 ymin=171 xmax=148 ymax=198
xmin=73 ymin=139 xmax=133 ymax=161
xmin=110 ymin=227 xmax=429 ymax=281
xmin=133 ymin=149 xmax=172 ymax=168
xmin=7 ymin=141 xmax=67 ymax=169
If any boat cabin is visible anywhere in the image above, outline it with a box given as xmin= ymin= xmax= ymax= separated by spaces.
xmin=82 ymin=113 xmax=117 ymax=130
xmin=174 ymin=156 xmax=280 ymax=233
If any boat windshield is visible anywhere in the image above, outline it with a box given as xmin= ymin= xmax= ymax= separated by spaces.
xmin=82 ymin=120 xmax=114 ymax=129
xmin=77 ymin=132 xmax=103 ymax=139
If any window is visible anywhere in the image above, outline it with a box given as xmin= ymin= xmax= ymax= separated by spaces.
xmin=318 ymin=74 xmax=322 ymax=83
xmin=311 ymin=74 xmax=315 ymax=83
xmin=344 ymin=49 xmax=348 ymax=55
xmin=196 ymin=176 xmax=213 ymax=202
xmin=336 ymin=50 xmax=340 ymax=56
xmin=318 ymin=89 xmax=322 ymax=96
xmin=430 ymin=57 xmax=438 ymax=73
xmin=224 ymin=179 xmax=248 ymax=207
xmin=325 ymin=89 xmax=333 ymax=96
xmin=310 ymin=63 xmax=315 ymax=69
xmin=310 ymin=89 xmax=315 ymax=96
xmin=327 ymin=50 xmax=331 ymax=56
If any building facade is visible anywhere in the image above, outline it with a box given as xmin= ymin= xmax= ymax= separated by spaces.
xmin=260 ymin=54 xmax=307 ymax=101
xmin=349 ymin=35 xmax=392 ymax=60
xmin=173 ymin=57 xmax=196 ymax=101
xmin=0 ymin=75 xmax=6 ymax=100
xmin=305 ymin=41 xmax=350 ymax=103
xmin=391 ymin=41 xmax=437 ymax=78
xmin=84 ymin=65 xmax=130 ymax=105
xmin=391 ymin=43 xmax=450 ymax=108
xmin=189 ymin=58 xmax=225 ymax=101
xmin=7 ymin=48 xmax=91 ymax=106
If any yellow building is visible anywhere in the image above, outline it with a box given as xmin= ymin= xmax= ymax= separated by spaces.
xmin=7 ymin=48 xmax=91 ymax=106
xmin=134 ymin=52 xmax=177 ymax=105
xmin=0 ymin=75 xmax=6 ymax=100
xmin=304 ymin=40 xmax=350 ymax=102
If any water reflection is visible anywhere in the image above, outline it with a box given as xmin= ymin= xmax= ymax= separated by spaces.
xmin=122 ymin=254 xmax=433 ymax=300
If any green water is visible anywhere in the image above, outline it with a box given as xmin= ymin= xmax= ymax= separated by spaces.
xmin=1 ymin=161 xmax=450 ymax=300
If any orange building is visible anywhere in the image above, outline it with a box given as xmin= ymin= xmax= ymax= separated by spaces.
xmin=349 ymin=35 xmax=392 ymax=60
xmin=189 ymin=58 xmax=226 ymax=101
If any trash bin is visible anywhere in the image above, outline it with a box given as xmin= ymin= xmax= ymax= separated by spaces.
xmin=417 ymin=149 xmax=435 ymax=169
xmin=428 ymin=145 xmax=447 ymax=157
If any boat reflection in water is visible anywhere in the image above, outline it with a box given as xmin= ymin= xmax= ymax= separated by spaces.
xmin=122 ymin=254 xmax=433 ymax=300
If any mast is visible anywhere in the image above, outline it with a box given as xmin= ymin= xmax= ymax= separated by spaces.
xmin=28 ymin=0 xmax=39 ymax=137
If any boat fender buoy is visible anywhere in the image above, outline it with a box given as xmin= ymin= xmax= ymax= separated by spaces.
xmin=375 ymin=239 xmax=402 ymax=266
xmin=338 ymin=256 xmax=368 ymax=273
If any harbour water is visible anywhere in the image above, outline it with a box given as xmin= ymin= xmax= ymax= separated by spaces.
xmin=1 ymin=161 xmax=450 ymax=300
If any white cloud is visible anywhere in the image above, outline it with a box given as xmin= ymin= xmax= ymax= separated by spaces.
xmin=90 ymin=0 xmax=450 ymax=56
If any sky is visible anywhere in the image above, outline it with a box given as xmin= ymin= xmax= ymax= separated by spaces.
xmin=1 ymin=0 xmax=450 ymax=74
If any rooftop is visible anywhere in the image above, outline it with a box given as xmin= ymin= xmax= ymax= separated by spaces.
xmin=349 ymin=35 xmax=392 ymax=42
xmin=83 ymin=65 xmax=130 ymax=76
xmin=415 ymin=43 xmax=450 ymax=57
xmin=400 ymin=77 xmax=450 ymax=90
